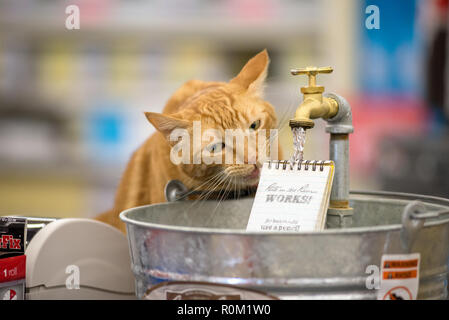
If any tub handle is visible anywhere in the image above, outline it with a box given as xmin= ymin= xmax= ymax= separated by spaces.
xmin=400 ymin=201 xmax=426 ymax=253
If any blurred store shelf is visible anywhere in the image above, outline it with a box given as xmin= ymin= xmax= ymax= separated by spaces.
xmin=0 ymin=16 xmax=323 ymax=44
xmin=0 ymin=1 xmax=321 ymax=41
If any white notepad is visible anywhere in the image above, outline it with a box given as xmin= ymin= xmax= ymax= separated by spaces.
xmin=246 ymin=160 xmax=335 ymax=233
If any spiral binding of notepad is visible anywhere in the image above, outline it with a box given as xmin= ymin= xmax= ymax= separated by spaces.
xmin=266 ymin=160 xmax=333 ymax=172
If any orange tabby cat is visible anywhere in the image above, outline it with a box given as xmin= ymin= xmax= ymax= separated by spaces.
xmin=96 ymin=49 xmax=281 ymax=233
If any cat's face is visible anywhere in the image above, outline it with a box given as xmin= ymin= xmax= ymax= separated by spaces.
xmin=146 ymin=50 xmax=279 ymax=191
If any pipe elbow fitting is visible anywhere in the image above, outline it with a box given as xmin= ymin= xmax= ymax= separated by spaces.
xmin=324 ymin=93 xmax=354 ymax=134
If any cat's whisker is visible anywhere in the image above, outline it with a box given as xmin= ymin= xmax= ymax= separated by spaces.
xmin=198 ymin=173 xmax=225 ymax=194
xmin=187 ymin=171 xmax=232 ymax=213
xmin=181 ymin=173 xmax=227 ymax=214
xmin=208 ymin=175 xmax=233 ymax=222
xmin=234 ymin=177 xmax=239 ymax=200
xmin=185 ymin=172 xmax=225 ymax=208
xmin=181 ymin=170 xmax=225 ymax=199
xmin=257 ymin=129 xmax=280 ymax=162
xmin=198 ymin=174 xmax=226 ymax=202
xmin=186 ymin=174 xmax=217 ymax=190
xmin=218 ymin=177 xmax=233 ymax=202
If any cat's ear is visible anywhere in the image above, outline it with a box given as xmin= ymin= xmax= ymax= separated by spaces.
xmin=230 ymin=49 xmax=269 ymax=97
xmin=144 ymin=112 xmax=190 ymax=139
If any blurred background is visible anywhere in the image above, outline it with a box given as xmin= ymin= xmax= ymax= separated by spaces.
xmin=0 ymin=0 xmax=447 ymax=219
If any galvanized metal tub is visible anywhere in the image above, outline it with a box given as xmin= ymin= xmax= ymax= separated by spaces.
xmin=120 ymin=191 xmax=449 ymax=300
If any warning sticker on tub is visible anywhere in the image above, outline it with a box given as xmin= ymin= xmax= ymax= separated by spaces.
xmin=377 ymin=253 xmax=420 ymax=300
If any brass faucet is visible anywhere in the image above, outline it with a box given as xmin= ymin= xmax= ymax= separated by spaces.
xmin=289 ymin=66 xmax=354 ymax=228
xmin=289 ymin=67 xmax=339 ymax=130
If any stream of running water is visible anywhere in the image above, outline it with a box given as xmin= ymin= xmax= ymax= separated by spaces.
xmin=290 ymin=126 xmax=306 ymax=164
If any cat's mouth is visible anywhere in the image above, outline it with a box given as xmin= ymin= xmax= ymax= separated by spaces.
xmin=240 ymin=165 xmax=261 ymax=187
xmin=245 ymin=167 xmax=260 ymax=181
xmin=220 ymin=164 xmax=261 ymax=188
xmin=222 ymin=164 xmax=261 ymax=188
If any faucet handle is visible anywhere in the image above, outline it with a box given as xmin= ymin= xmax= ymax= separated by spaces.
xmin=290 ymin=66 xmax=333 ymax=93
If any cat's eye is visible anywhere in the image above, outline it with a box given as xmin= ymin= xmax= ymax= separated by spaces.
xmin=249 ymin=120 xmax=261 ymax=131
xmin=207 ymin=142 xmax=225 ymax=153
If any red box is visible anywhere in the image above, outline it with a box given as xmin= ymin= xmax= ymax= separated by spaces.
xmin=0 ymin=254 xmax=26 ymax=300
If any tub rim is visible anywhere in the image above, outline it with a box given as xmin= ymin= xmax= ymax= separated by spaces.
xmin=120 ymin=190 xmax=449 ymax=236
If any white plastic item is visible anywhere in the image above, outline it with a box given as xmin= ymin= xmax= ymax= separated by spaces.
xmin=25 ymin=218 xmax=135 ymax=299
